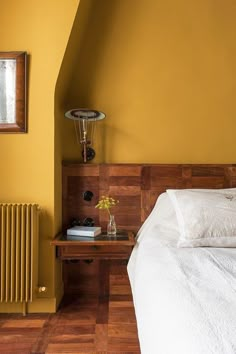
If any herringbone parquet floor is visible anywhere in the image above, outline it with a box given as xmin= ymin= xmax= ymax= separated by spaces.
xmin=0 ymin=265 xmax=140 ymax=354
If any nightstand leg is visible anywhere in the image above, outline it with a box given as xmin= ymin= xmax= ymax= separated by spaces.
xmin=96 ymin=260 xmax=110 ymax=324
xmin=99 ymin=260 xmax=110 ymax=298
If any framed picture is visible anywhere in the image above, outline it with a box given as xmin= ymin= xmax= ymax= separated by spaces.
xmin=0 ymin=51 xmax=27 ymax=133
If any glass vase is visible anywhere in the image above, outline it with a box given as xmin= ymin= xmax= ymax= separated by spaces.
xmin=107 ymin=214 xmax=117 ymax=235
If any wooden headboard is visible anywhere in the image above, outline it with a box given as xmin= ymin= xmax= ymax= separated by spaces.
xmin=62 ymin=162 xmax=236 ymax=233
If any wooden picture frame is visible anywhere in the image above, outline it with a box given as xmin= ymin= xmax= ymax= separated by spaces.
xmin=0 ymin=51 xmax=27 ymax=133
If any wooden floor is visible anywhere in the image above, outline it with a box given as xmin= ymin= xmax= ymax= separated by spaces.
xmin=0 ymin=263 xmax=141 ymax=354
xmin=0 ymin=294 xmax=140 ymax=354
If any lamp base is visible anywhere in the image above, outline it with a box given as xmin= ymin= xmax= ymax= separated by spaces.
xmin=82 ymin=147 xmax=95 ymax=162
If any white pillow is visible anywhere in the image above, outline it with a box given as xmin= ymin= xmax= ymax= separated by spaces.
xmin=167 ymin=189 xmax=236 ymax=247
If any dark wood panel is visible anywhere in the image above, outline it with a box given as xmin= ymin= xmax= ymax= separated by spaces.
xmin=109 ymin=176 xmax=141 ymax=186
xmin=150 ymin=165 xmax=182 ymax=177
xmin=62 ymin=162 xmax=236 ymax=232
xmin=191 ymin=176 xmax=226 ymax=188
xmin=63 ymin=260 xmax=100 ymax=295
xmin=108 ymin=165 xmax=141 ymax=176
xmin=62 ymin=162 xmax=236 ymax=296
xmin=192 ymin=165 xmax=226 ymax=176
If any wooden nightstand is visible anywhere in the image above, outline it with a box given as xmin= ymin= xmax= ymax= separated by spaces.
xmin=51 ymin=231 xmax=135 ymax=297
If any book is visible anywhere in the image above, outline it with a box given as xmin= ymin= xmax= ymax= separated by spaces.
xmin=66 ymin=233 xmax=129 ymax=241
xmin=66 ymin=235 xmax=97 ymax=241
xmin=66 ymin=226 xmax=101 ymax=237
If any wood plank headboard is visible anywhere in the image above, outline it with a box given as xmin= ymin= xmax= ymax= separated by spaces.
xmin=62 ymin=162 xmax=236 ymax=233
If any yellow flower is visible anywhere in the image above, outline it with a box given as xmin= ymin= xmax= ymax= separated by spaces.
xmin=95 ymin=196 xmax=119 ymax=215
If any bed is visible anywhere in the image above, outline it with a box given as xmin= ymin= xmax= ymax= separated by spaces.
xmin=128 ymin=189 xmax=236 ymax=354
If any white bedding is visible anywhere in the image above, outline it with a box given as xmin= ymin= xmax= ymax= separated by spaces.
xmin=127 ymin=193 xmax=236 ymax=354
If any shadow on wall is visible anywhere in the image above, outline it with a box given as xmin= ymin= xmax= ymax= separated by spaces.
xmin=55 ymin=0 xmax=123 ymax=162
xmin=56 ymin=0 xmax=121 ymax=110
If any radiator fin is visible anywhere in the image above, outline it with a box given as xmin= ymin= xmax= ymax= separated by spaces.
xmin=0 ymin=204 xmax=39 ymax=303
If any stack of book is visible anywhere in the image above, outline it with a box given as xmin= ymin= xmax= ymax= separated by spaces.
xmin=66 ymin=226 xmax=102 ymax=240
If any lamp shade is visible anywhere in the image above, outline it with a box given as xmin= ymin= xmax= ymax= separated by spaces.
xmin=65 ymin=109 xmax=105 ymax=121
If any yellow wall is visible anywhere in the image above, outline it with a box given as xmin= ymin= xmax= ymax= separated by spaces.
xmin=1 ymin=0 xmax=236 ymax=312
xmin=60 ymin=0 xmax=236 ymax=164
xmin=0 ymin=0 xmax=80 ymax=312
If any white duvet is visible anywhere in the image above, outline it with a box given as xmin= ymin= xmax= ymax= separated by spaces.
xmin=127 ymin=193 xmax=236 ymax=354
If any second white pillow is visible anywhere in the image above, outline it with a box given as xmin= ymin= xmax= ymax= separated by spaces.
xmin=167 ymin=189 xmax=236 ymax=248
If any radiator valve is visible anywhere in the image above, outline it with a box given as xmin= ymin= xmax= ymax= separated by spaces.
xmin=37 ymin=286 xmax=47 ymax=293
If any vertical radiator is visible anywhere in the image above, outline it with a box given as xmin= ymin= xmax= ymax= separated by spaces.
xmin=0 ymin=204 xmax=40 ymax=314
